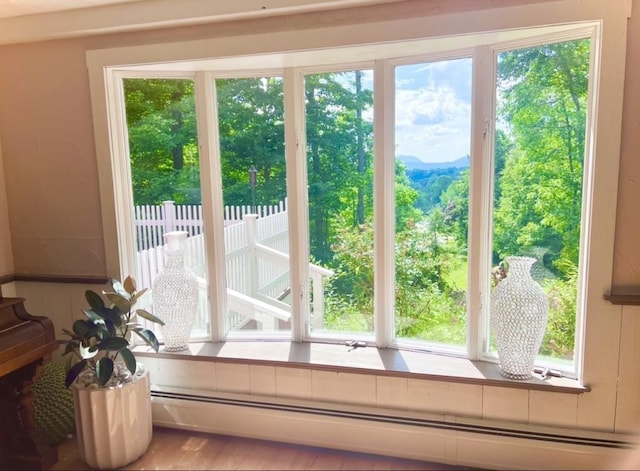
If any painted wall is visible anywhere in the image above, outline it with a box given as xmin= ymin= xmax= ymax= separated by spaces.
xmin=0 ymin=141 xmax=14 ymax=278
xmin=611 ymin=0 xmax=640 ymax=436
xmin=613 ymin=0 xmax=640 ymax=292
xmin=0 ymin=40 xmax=105 ymax=277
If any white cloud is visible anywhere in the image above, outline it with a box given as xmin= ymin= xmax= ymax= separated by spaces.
xmin=395 ymin=86 xmax=471 ymax=162
xmin=394 ymin=58 xmax=472 ymax=163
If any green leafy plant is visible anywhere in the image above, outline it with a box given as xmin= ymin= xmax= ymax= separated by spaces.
xmin=61 ymin=276 xmax=164 ymax=388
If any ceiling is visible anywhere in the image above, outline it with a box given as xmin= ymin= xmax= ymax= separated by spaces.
xmin=0 ymin=0 xmax=399 ymax=45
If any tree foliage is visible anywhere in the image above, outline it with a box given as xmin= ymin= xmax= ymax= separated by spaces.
xmin=305 ymin=71 xmax=374 ymax=263
xmin=493 ymin=39 xmax=589 ymax=275
xmin=216 ymin=77 xmax=286 ymax=207
xmin=124 ymin=79 xmax=200 ymax=205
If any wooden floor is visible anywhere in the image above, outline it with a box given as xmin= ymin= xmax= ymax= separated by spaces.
xmin=52 ymin=426 xmax=470 ymax=470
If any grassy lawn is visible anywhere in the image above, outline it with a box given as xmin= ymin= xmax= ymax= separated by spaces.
xmin=446 ymin=257 xmax=468 ymax=291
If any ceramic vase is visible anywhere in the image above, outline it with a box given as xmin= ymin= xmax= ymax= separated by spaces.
xmin=490 ymin=256 xmax=549 ymax=379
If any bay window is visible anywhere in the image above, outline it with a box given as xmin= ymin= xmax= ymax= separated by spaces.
xmin=89 ymin=7 xmax=615 ymax=384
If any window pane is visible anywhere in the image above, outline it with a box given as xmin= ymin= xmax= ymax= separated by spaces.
xmin=215 ymin=77 xmax=290 ymax=336
xmin=305 ymin=70 xmax=375 ymax=338
xmin=123 ymin=78 xmax=210 ymax=340
xmin=393 ymin=59 xmax=472 ymax=350
xmin=490 ymin=39 xmax=590 ymax=368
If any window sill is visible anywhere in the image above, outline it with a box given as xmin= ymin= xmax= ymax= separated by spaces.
xmin=134 ymin=340 xmax=589 ymax=394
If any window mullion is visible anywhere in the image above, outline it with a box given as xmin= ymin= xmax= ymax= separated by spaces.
xmin=194 ymin=71 xmax=227 ymax=342
xmin=468 ymin=46 xmax=495 ymax=361
xmin=110 ymin=72 xmax=138 ymax=280
xmin=284 ymin=67 xmax=310 ymax=343
xmin=374 ymin=59 xmax=395 ymax=348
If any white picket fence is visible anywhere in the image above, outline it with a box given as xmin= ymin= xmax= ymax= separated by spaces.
xmin=134 ymin=200 xmax=287 ymax=251
xmin=134 ymin=200 xmax=332 ymax=336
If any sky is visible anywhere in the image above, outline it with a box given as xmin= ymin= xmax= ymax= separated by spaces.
xmin=394 ymin=58 xmax=472 ymax=163
xmin=355 ymin=59 xmax=472 ymax=164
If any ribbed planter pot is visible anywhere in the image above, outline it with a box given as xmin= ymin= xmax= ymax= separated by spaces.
xmin=72 ymin=368 xmax=152 ymax=469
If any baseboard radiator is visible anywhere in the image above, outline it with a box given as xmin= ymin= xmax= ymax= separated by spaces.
xmin=150 ymin=389 xmax=634 ymax=470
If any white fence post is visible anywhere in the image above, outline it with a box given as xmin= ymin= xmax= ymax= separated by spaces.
xmin=162 ymin=201 xmax=176 ymax=233
xmin=244 ymin=214 xmax=258 ymax=297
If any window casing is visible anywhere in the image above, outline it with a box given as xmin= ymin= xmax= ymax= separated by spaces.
xmin=86 ymin=1 xmax=628 ymax=386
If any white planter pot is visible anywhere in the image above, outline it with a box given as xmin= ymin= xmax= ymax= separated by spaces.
xmin=72 ymin=367 xmax=152 ymax=469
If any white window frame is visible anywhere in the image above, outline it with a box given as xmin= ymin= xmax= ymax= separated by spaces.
xmin=86 ymin=0 xmax=629 ymax=385
xmin=383 ymin=49 xmax=474 ymax=358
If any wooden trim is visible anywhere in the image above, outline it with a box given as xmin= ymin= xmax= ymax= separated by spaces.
xmin=2 ymin=273 xmax=109 ymax=285
xmin=134 ymin=340 xmax=590 ymax=395
xmin=0 ymin=274 xmax=14 ymax=285
xmin=603 ymin=294 xmax=640 ymax=306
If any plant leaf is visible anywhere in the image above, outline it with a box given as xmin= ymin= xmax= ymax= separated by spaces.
xmin=103 ymin=319 xmax=117 ymax=337
xmin=96 ymin=337 xmax=129 ymax=351
xmin=104 ymin=293 xmax=131 ymax=314
xmin=65 ymin=359 xmax=88 ymax=388
xmin=119 ymin=347 xmax=137 ymax=375
xmin=123 ymin=276 xmax=137 ymax=295
xmin=82 ymin=309 xmax=106 ymax=325
xmin=63 ymin=340 xmax=79 ymax=355
xmin=72 ymin=319 xmax=92 ymax=337
xmin=130 ymin=288 xmax=148 ymax=306
xmin=85 ymin=290 xmax=105 ymax=311
xmin=96 ymin=357 xmax=114 ymax=386
xmin=79 ymin=342 xmax=99 ymax=359
xmin=92 ymin=306 xmax=122 ymax=328
xmin=134 ymin=328 xmax=160 ymax=353
xmin=136 ymin=308 xmax=165 ymax=325
xmin=110 ymin=278 xmax=129 ymax=299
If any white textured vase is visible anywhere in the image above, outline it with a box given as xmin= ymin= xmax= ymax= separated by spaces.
xmin=72 ymin=367 xmax=152 ymax=469
xmin=490 ymin=256 xmax=549 ymax=380
xmin=153 ymin=230 xmax=199 ymax=351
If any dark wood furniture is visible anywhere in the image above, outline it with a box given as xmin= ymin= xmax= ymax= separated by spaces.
xmin=0 ymin=294 xmax=59 ymax=470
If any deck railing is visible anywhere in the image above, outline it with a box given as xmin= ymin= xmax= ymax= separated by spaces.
xmin=134 ymin=200 xmax=287 ymax=251
xmin=134 ymin=200 xmax=332 ymax=336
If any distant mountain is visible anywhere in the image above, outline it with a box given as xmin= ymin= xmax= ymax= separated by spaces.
xmin=397 ymin=155 xmax=470 ymax=171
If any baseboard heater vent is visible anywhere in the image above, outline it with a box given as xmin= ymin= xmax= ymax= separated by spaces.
xmin=151 ymin=389 xmax=632 ymax=450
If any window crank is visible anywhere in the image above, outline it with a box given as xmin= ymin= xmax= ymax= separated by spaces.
xmin=345 ymin=340 xmax=367 ymax=351
xmin=533 ymin=366 xmax=562 ymax=379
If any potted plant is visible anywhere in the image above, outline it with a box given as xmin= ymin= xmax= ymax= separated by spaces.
xmin=60 ymin=276 xmax=164 ymax=469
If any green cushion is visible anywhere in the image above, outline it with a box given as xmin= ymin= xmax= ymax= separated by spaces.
xmin=33 ymin=358 xmax=75 ymax=445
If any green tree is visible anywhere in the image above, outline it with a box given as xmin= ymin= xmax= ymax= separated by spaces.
xmin=395 ymin=160 xmax=422 ymax=230
xmin=407 ymin=167 xmax=462 ymax=213
xmin=492 ymin=39 xmax=589 ymax=274
xmin=305 ymin=71 xmax=374 ymax=263
xmin=325 ymin=211 xmax=464 ymax=342
xmin=216 ymin=77 xmax=287 ymax=208
xmin=124 ymin=79 xmax=199 ymax=205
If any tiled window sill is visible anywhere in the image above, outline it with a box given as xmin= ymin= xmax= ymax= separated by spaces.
xmin=134 ymin=340 xmax=589 ymax=394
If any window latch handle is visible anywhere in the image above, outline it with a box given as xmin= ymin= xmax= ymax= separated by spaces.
xmin=533 ymin=366 xmax=562 ymax=379
xmin=345 ymin=340 xmax=367 ymax=351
